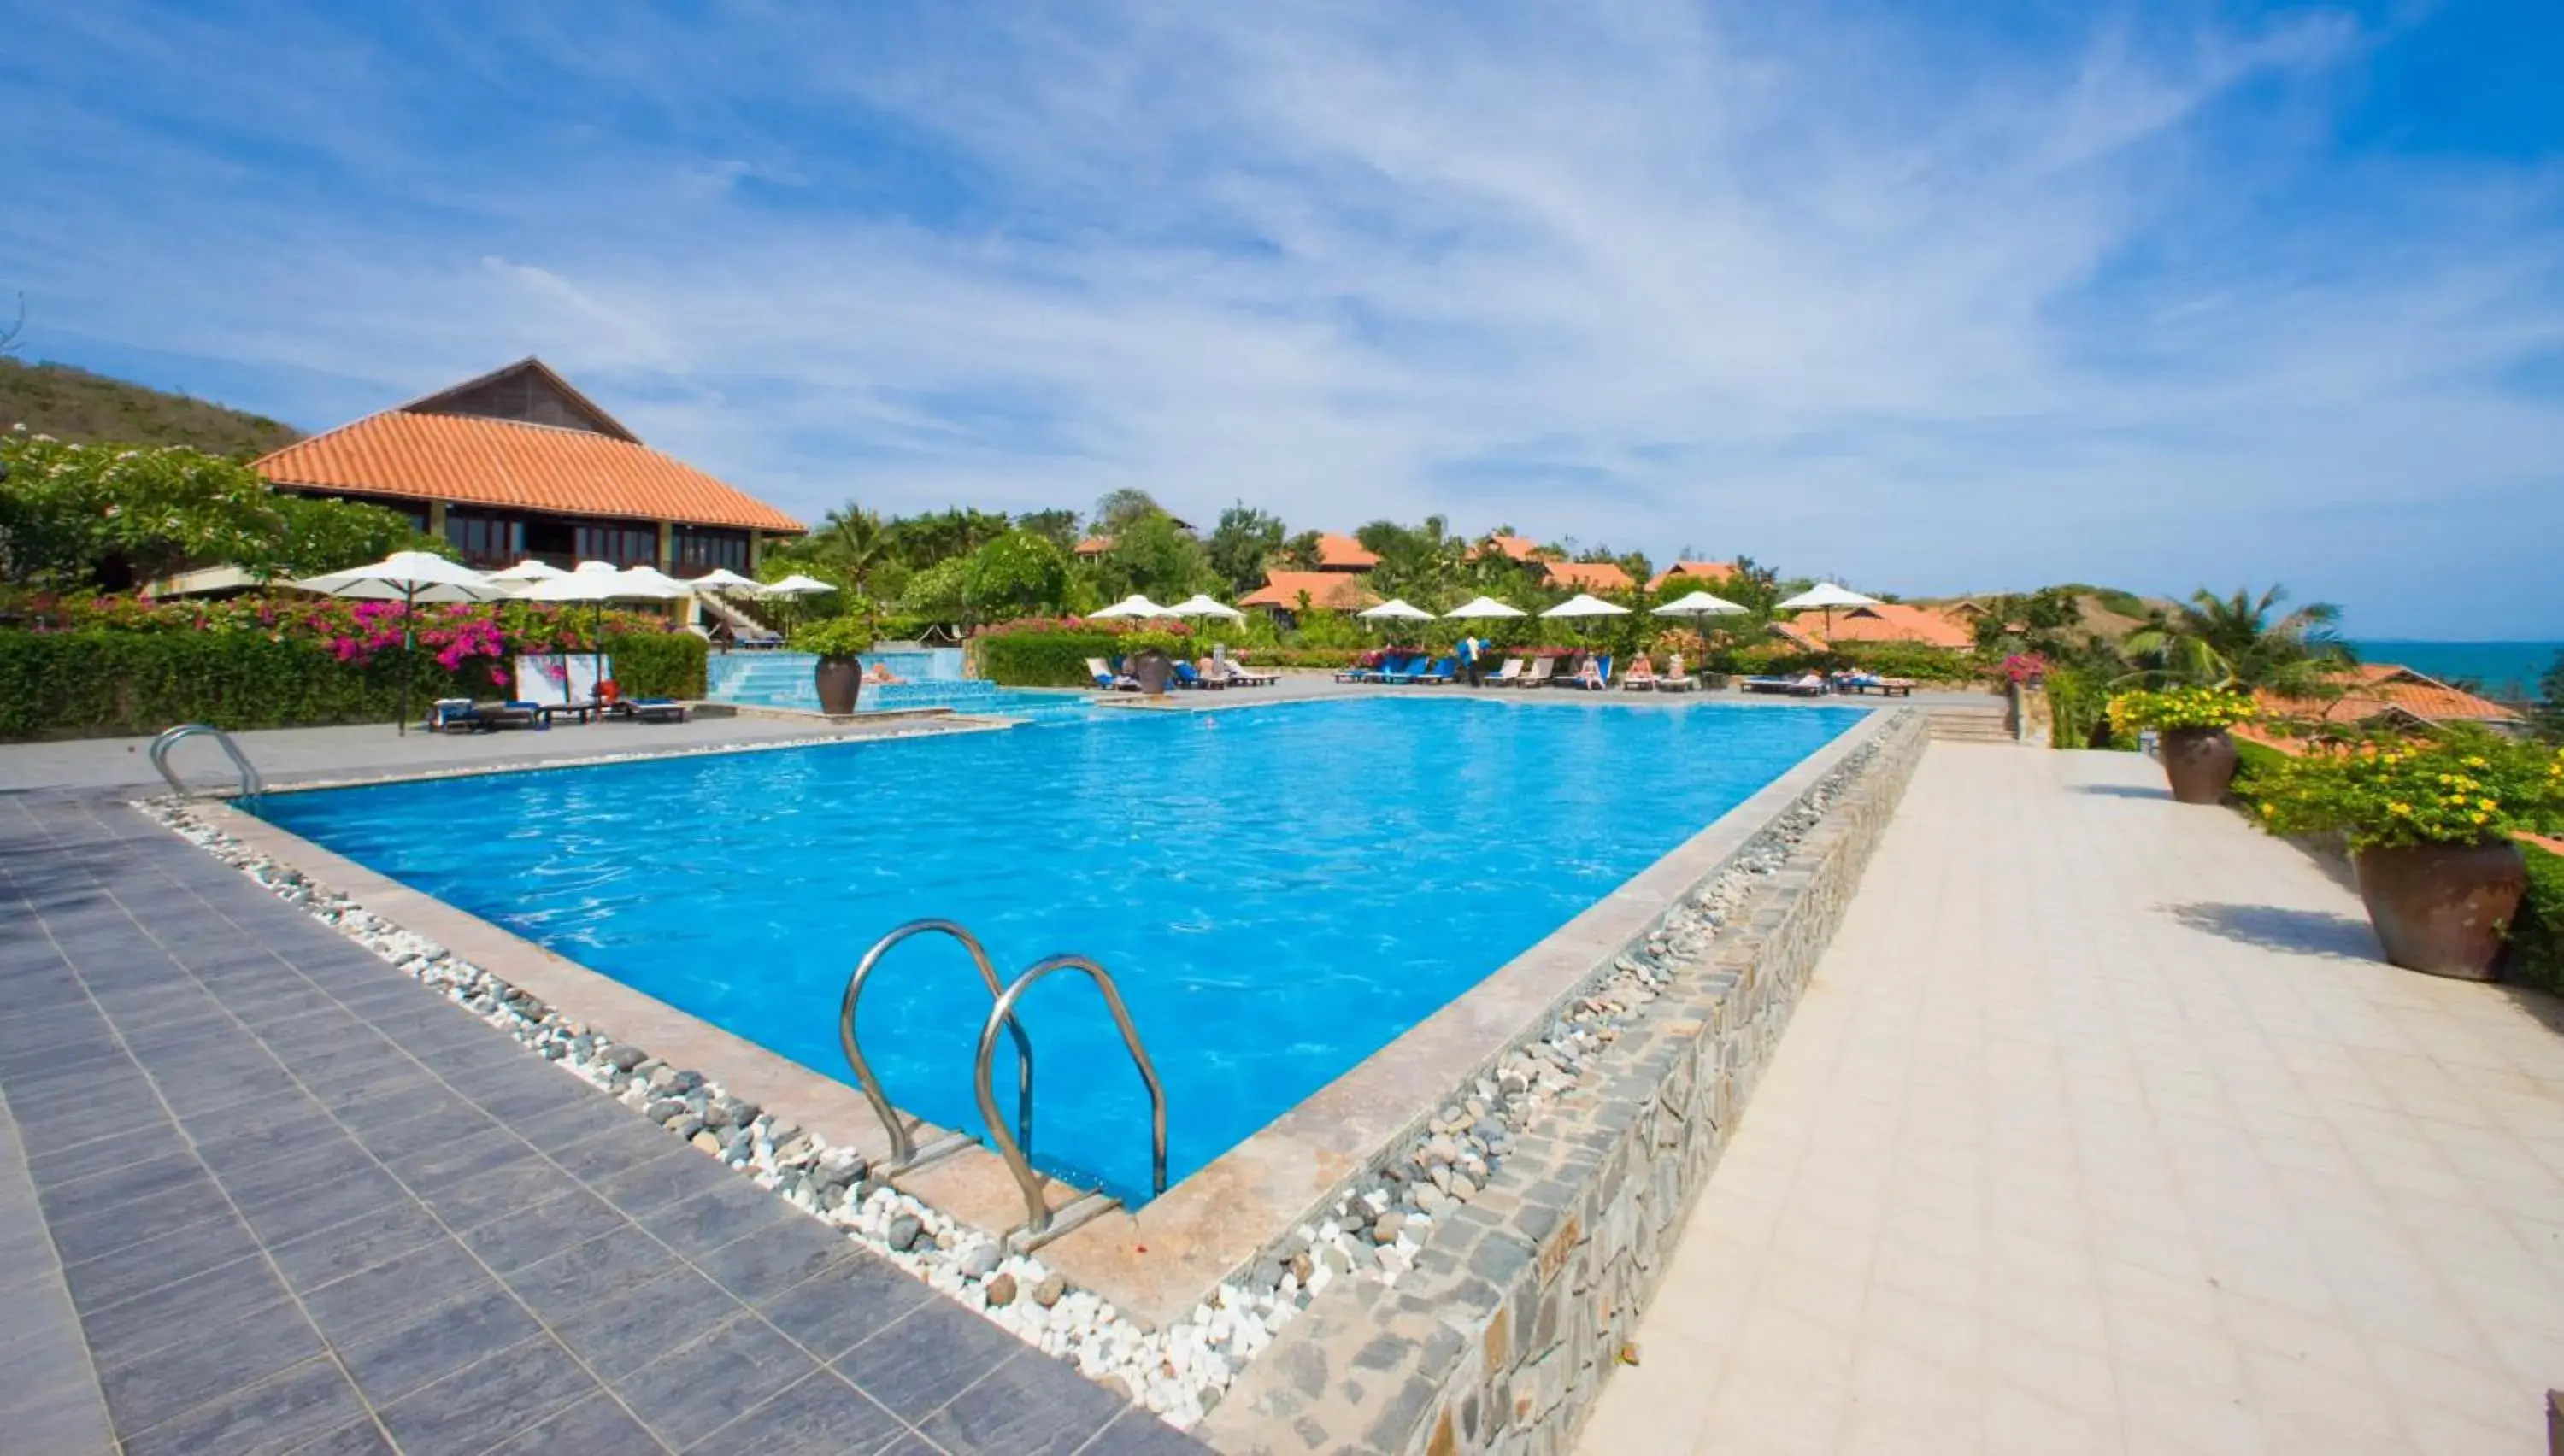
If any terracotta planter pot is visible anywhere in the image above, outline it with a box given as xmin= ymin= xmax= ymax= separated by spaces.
xmin=814 ymin=656 xmax=862 ymax=716
xmin=2158 ymin=726 xmax=2238 ymax=804
xmin=1131 ymin=650 xmax=1172 ymax=696
xmin=2352 ymin=841 xmax=2528 ymax=980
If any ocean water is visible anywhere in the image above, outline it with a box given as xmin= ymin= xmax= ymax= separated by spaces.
xmin=2349 ymin=641 xmax=2560 ymax=701
xmin=251 ymin=696 xmax=1865 ymax=1202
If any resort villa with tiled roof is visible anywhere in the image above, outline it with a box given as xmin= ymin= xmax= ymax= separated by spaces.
xmin=1538 ymin=559 xmax=1634 ymax=594
xmin=1238 ymin=531 xmax=1381 ymax=617
xmin=2256 ymin=663 xmax=2525 ymax=731
xmin=256 ymin=358 xmax=804 ymax=578
xmin=1772 ymin=601 xmax=1977 ymax=650
xmin=1647 ymin=560 xmax=1739 ymax=592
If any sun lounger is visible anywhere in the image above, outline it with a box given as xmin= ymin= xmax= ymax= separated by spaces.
xmin=1742 ymin=673 xmax=1828 ymax=696
xmin=1487 ymin=658 xmax=1526 ymax=685
xmin=1570 ymin=655 xmax=1613 ymax=690
xmin=1654 ymin=672 xmax=1701 ymax=693
xmin=1621 ymin=663 xmax=1657 ymax=690
xmin=1210 ymin=660 xmax=1276 ymax=686
xmin=1332 ymin=658 xmax=1376 ymax=683
xmin=1378 ymin=655 xmax=1428 ymax=684
xmin=608 ymin=696 xmax=690 ymax=722
xmin=1173 ymin=662 xmax=1225 ymax=690
xmin=1414 ymin=656 xmax=1456 ymax=684
xmin=1511 ymin=657 xmax=1556 ymax=689
xmin=1085 ymin=657 xmax=1139 ymax=692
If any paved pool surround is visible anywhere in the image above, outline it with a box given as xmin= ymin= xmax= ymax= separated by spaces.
xmin=1194 ymin=707 xmax=1930 ymax=1455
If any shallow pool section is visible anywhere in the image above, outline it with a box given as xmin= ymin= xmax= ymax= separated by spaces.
xmin=252 ymin=697 xmax=1865 ymax=1202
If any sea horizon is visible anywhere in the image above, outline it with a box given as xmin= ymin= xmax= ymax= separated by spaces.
xmin=2348 ymin=639 xmax=2561 ymax=701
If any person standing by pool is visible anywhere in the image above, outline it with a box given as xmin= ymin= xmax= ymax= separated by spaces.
xmin=1461 ymin=633 xmax=1484 ymax=687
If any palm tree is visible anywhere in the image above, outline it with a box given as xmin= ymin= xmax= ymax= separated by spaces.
xmin=795 ymin=506 xmax=889 ymax=595
xmin=2122 ymin=585 xmax=2353 ymax=695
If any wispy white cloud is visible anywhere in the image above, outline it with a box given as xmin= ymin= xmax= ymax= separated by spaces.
xmin=1 ymin=0 xmax=2558 ymax=632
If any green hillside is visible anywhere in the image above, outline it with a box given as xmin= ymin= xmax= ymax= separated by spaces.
xmin=0 ymin=357 xmax=302 ymax=459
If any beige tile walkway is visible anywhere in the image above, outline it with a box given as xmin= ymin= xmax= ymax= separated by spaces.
xmin=1579 ymin=743 xmax=2564 ymax=1456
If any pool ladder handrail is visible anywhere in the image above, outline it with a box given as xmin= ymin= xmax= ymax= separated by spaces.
xmin=972 ymin=953 xmax=1168 ymax=1254
xmin=148 ymin=724 xmax=265 ymax=799
xmin=839 ymin=919 xmax=1035 ymax=1176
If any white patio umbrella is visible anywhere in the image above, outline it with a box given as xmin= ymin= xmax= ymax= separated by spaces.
xmin=1651 ymin=590 xmax=1748 ymax=619
xmin=519 ymin=562 xmax=686 ymax=709
xmin=1538 ymin=592 xmax=1632 ymax=620
xmin=757 ymin=572 xmax=838 ymax=598
xmin=1442 ymin=596 xmax=1528 ymax=619
xmin=1356 ymin=598 xmax=1436 ymax=623
xmin=1089 ymin=594 xmax=1175 ymax=619
xmin=1775 ymin=582 xmax=1880 ymax=641
xmin=481 ymin=559 xmax=567 ymax=590
xmin=686 ymin=567 xmax=762 ymax=593
xmin=752 ymin=572 xmax=838 ymax=637
xmin=1167 ymin=593 xmax=1244 ymax=620
xmin=295 ymin=551 xmax=505 ymax=735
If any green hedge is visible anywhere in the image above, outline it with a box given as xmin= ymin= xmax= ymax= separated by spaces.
xmin=978 ymin=630 xmax=1125 ymax=687
xmin=2508 ymin=844 xmax=2564 ymax=994
xmin=0 ymin=630 xmax=704 ymax=741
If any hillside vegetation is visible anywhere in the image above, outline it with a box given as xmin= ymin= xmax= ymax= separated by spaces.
xmin=0 ymin=357 xmax=302 ymax=459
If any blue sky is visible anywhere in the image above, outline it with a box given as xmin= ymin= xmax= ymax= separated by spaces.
xmin=3 ymin=0 xmax=2560 ymax=637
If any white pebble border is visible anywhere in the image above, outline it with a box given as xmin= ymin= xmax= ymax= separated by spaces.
xmin=140 ymin=740 xmax=1868 ymax=1429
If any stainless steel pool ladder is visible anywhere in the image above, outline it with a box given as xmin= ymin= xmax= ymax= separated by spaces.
xmin=148 ymin=724 xmax=265 ymax=799
xmin=840 ymin=923 xmax=1169 ymax=1254
xmin=972 ymin=954 xmax=1167 ymax=1254
xmin=839 ymin=919 xmax=1036 ymax=1176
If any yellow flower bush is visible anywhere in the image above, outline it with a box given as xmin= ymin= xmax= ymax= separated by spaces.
xmin=2253 ymin=728 xmax=2564 ymax=851
xmin=2107 ymin=686 xmax=2260 ymax=735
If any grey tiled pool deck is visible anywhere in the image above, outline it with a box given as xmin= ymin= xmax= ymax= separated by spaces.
xmin=0 ymin=791 xmax=1205 ymax=1456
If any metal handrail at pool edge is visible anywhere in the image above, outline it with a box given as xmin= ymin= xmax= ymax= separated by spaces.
xmin=973 ymin=953 xmax=1169 ymax=1254
xmin=838 ymin=918 xmax=1035 ymax=1175
xmin=148 ymin=724 xmax=265 ymax=799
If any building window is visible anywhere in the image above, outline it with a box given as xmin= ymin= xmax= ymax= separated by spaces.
xmin=673 ymin=527 xmax=750 ymax=578
xmin=573 ymin=521 xmax=660 ymax=567
xmin=444 ymin=511 xmax=524 ymax=567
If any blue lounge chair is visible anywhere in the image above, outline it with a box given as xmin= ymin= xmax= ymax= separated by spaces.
xmin=1085 ymin=657 xmax=1139 ymax=691
xmin=1379 ymin=655 xmax=1427 ymax=684
xmin=1567 ymin=655 xmax=1613 ymax=690
xmin=1173 ymin=662 xmax=1225 ymax=690
xmin=1414 ymin=656 xmax=1457 ymax=684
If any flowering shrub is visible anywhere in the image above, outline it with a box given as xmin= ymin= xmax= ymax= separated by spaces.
xmin=2250 ymin=731 xmax=2564 ymax=850
xmin=0 ymin=590 xmax=703 ymax=739
xmin=2001 ymin=653 xmax=2048 ymax=685
xmin=2107 ymin=686 xmax=2259 ymax=734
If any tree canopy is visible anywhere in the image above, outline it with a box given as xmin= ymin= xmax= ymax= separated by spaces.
xmin=1 ymin=430 xmax=433 ymax=590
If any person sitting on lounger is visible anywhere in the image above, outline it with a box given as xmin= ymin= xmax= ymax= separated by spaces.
xmin=1576 ymin=655 xmax=1605 ymax=690
xmin=864 ymin=661 xmax=901 ymax=684
xmin=1624 ymin=654 xmax=1657 ymax=688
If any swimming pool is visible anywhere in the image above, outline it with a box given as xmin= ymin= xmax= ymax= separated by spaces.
xmin=252 ymin=697 xmax=1867 ymax=1202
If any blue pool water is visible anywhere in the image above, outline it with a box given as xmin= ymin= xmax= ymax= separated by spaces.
xmin=255 ymin=697 xmax=1866 ymax=1201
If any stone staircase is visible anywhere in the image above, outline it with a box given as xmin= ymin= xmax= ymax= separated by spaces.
xmin=1924 ymin=705 xmax=2018 ymax=744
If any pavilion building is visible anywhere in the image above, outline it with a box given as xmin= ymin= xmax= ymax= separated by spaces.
xmin=254 ymin=358 xmax=804 ymax=578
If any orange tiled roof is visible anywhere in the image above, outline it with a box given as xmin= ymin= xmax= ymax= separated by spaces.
xmin=258 ymin=411 xmax=803 ymax=533
xmin=1647 ymin=560 xmax=1738 ymax=591
xmin=1314 ymin=532 xmax=1379 ymax=571
xmin=1542 ymin=561 xmax=1633 ymax=592
xmin=2258 ymin=666 xmax=2520 ymax=727
xmin=1786 ymin=602 xmax=1973 ymax=649
xmin=1074 ymin=535 xmax=1114 ymax=556
xmin=1238 ymin=570 xmax=1373 ymax=612
xmin=1475 ymin=533 xmax=1545 ymax=562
